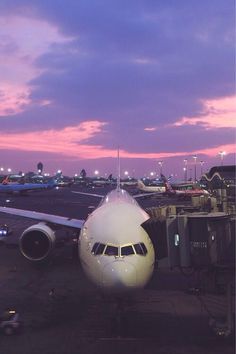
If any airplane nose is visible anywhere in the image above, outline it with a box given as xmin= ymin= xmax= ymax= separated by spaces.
xmin=102 ymin=261 xmax=137 ymax=291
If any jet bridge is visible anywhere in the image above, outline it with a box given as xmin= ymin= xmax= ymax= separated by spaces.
xmin=143 ymin=209 xmax=235 ymax=338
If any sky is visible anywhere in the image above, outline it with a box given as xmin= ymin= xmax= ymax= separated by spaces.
xmin=0 ymin=0 xmax=235 ymax=179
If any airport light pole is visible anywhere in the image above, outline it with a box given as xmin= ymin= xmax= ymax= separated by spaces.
xmin=183 ymin=159 xmax=188 ymax=181
xmin=200 ymin=160 xmax=204 ymax=176
xmin=192 ymin=155 xmax=197 ymax=182
xmin=219 ymin=151 xmax=226 ymax=166
xmin=158 ymin=161 xmax=163 ymax=175
xmin=189 ymin=168 xmax=192 ymax=181
xmin=183 ymin=167 xmax=187 ymax=182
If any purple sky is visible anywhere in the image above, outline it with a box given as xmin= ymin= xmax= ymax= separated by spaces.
xmin=0 ymin=0 xmax=235 ymax=178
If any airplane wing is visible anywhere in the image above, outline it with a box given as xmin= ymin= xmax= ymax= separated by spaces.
xmin=133 ymin=192 xmax=164 ymax=199
xmin=0 ymin=206 xmax=84 ymax=229
xmin=71 ymin=191 xmax=104 ymax=199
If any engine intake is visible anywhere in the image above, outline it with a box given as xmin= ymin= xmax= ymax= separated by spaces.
xmin=20 ymin=223 xmax=56 ymax=261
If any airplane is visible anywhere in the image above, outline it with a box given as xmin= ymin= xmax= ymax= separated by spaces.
xmin=0 ymin=178 xmax=57 ymax=194
xmin=1 ymin=175 xmax=23 ymax=185
xmin=0 ymin=182 xmax=156 ymax=295
xmin=137 ymin=179 xmax=166 ymax=194
xmin=161 ymin=175 xmax=210 ymax=198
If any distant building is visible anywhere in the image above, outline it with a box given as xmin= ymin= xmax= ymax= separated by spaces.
xmin=201 ymin=165 xmax=235 ymax=198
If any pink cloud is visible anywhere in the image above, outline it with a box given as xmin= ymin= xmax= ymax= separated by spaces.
xmin=193 ymin=144 xmax=236 ymax=158
xmin=0 ymin=121 xmax=108 ymax=157
xmin=173 ymin=95 xmax=236 ymax=129
xmin=0 ymin=15 xmax=74 ymax=116
xmin=0 ymin=84 xmax=31 ymax=116
xmin=144 ymin=127 xmax=157 ymax=131
xmin=0 ymin=122 xmax=235 ymax=161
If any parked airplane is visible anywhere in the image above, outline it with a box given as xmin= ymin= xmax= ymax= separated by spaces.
xmin=1 ymin=175 xmax=23 ymax=185
xmin=0 ymin=185 xmax=155 ymax=294
xmin=161 ymin=175 xmax=209 ymax=198
xmin=0 ymin=178 xmax=57 ymax=194
xmin=137 ymin=179 xmax=166 ymax=194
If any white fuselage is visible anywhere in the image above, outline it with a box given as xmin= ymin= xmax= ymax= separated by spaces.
xmin=79 ymin=188 xmax=155 ymax=294
xmin=137 ymin=180 xmax=166 ymax=193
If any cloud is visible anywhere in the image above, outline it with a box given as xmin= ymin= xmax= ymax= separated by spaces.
xmin=0 ymin=1 xmax=234 ymax=173
xmin=0 ymin=120 xmax=234 ymax=163
xmin=0 ymin=121 xmax=108 ymax=157
xmin=0 ymin=14 xmax=74 ymax=116
xmin=0 ymin=84 xmax=31 ymax=116
xmin=173 ymin=96 xmax=236 ymax=129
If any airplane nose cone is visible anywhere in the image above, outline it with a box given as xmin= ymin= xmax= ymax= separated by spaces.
xmin=102 ymin=261 xmax=137 ymax=292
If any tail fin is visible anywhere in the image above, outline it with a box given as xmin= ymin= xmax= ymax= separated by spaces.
xmin=137 ymin=180 xmax=145 ymax=190
xmin=2 ymin=175 xmax=10 ymax=185
xmin=160 ymin=174 xmax=174 ymax=194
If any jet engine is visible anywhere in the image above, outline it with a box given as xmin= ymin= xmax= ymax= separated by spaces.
xmin=19 ymin=223 xmax=56 ymax=262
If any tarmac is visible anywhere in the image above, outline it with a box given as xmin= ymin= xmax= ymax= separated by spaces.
xmin=0 ymin=185 xmax=234 ymax=354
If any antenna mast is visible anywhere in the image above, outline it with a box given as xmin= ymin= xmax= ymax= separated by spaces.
xmin=117 ymin=147 xmax=121 ymax=191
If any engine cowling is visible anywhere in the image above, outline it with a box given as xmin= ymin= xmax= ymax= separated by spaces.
xmin=20 ymin=223 xmax=56 ymax=262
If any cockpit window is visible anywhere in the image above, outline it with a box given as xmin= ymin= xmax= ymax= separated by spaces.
xmin=121 ymin=245 xmax=134 ymax=256
xmin=134 ymin=243 xmax=143 ymax=255
xmin=91 ymin=243 xmax=99 ymax=254
xmin=134 ymin=243 xmax=148 ymax=255
xmin=104 ymin=245 xmax=119 ymax=256
xmin=91 ymin=242 xmax=105 ymax=255
xmin=140 ymin=242 xmax=148 ymax=255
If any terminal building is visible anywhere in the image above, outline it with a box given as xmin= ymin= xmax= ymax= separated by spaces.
xmin=201 ymin=165 xmax=236 ymax=200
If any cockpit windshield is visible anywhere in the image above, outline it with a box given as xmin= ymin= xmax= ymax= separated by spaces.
xmin=104 ymin=245 xmax=119 ymax=256
xmin=91 ymin=242 xmax=147 ymax=256
xmin=91 ymin=242 xmax=106 ymax=255
xmin=121 ymin=245 xmax=135 ymax=256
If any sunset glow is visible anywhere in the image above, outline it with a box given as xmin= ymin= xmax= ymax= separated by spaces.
xmin=0 ymin=122 xmax=234 ymax=162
